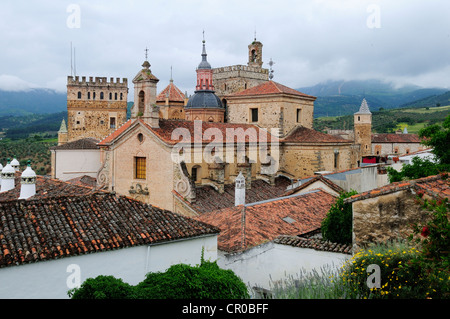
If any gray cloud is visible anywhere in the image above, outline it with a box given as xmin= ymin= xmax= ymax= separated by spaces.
xmin=0 ymin=0 xmax=449 ymax=95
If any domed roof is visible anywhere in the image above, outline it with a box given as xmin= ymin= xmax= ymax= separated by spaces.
xmin=21 ymin=161 xmax=36 ymax=178
xmin=186 ymin=90 xmax=223 ymax=109
xmin=10 ymin=157 xmax=19 ymax=166
xmin=1 ymin=160 xmax=15 ymax=174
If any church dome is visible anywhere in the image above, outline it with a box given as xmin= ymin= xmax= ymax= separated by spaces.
xmin=186 ymin=90 xmax=223 ymax=109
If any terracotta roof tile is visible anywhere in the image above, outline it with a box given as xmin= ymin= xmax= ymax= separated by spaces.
xmin=0 ymin=193 xmax=219 ymax=268
xmin=345 ymin=173 xmax=450 ymax=203
xmin=372 ymin=133 xmax=421 ymax=143
xmin=99 ymin=118 xmax=278 ymax=146
xmin=196 ymin=189 xmax=336 ymax=253
xmin=231 ymin=80 xmax=316 ymax=99
xmin=156 ymin=82 xmax=185 ymax=102
xmin=274 ymin=235 xmax=352 ymax=254
xmin=50 ymin=138 xmax=99 ymax=150
xmin=282 ymin=126 xmax=352 ymax=144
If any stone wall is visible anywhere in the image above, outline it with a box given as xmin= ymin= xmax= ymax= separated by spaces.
xmin=351 ymin=189 xmax=431 ymax=250
xmin=372 ymin=142 xmax=425 ymax=157
xmin=213 ymin=65 xmax=269 ymax=97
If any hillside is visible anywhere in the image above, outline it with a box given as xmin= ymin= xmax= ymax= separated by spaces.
xmin=297 ymin=79 xmax=448 ymax=118
xmin=313 ymin=104 xmax=450 ymax=134
xmin=0 ymin=89 xmax=67 ymax=115
xmin=399 ymin=90 xmax=450 ymax=109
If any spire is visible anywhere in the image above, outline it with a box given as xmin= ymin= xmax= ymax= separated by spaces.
xmin=59 ymin=119 xmax=68 ymax=133
xmin=355 ymin=98 xmax=371 ymax=114
xmin=198 ymin=31 xmax=211 ymax=70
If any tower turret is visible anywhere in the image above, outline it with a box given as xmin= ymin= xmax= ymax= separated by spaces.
xmin=354 ymin=98 xmax=372 ymax=158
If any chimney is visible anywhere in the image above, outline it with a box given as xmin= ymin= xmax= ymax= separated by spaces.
xmin=235 ymin=171 xmax=246 ymax=206
xmin=0 ymin=162 xmax=3 ymax=187
xmin=0 ymin=158 xmax=15 ymax=193
xmin=19 ymin=160 xmax=36 ymax=199
xmin=148 ymin=105 xmax=160 ymax=128
xmin=11 ymin=157 xmax=20 ymax=172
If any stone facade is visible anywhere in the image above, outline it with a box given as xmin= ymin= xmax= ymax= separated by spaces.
xmin=213 ymin=65 xmax=269 ymax=98
xmin=66 ymin=76 xmax=128 ymax=143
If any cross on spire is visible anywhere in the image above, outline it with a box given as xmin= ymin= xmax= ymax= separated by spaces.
xmin=145 ymin=47 xmax=149 ymax=60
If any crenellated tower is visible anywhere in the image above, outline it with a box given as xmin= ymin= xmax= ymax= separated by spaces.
xmin=66 ymin=75 xmax=128 ymax=143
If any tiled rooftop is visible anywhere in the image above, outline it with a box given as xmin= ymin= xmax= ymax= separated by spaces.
xmin=274 ymin=235 xmax=352 ymax=254
xmin=372 ymin=133 xmax=421 ymax=143
xmin=0 ymin=174 xmax=100 ymax=202
xmin=50 ymin=138 xmax=99 ymax=150
xmin=156 ymin=81 xmax=185 ymax=102
xmin=0 ymin=193 xmax=220 ymax=268
xmin=345 ymin=173 xmax=450 ymax=203
xmin=178 ymin=177 xmax=292 ymax=214
xmin=282 ymin=126 xmax=352 ymax=144
xmin=196 ymin=189 xmax=336 ymax=253
xmin=284 ymin=174 xmax=344 ymax=196
xmin=98 ymin=118 xmax=278 ymax=146
xmin=231 ymin=80 xmax=316 ymax=99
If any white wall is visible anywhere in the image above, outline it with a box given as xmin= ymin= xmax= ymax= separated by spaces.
xmin=55 ymin=149 xmax=101 ymax=181
xmin=0 ymin=235 xmax=217 ymax=299
xmin=217 ymin=242 xmax=350 ymax=294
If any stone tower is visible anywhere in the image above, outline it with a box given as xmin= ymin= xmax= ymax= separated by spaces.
xmin=57 ymin=119 xmax=68 ymax=146
xmin=131 ymin=59 xmax=160 ymax=128
xmin=354 ymin=98 xmax=372 ymax=157
xmin=248 ymin=38 xmax=263 ymax=68
xmin=66 ymin=75 xmax=128 ymax=143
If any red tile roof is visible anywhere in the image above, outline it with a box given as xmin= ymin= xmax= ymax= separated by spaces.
xmin=372 ymin=133 xmax=421 ymax=143
xmin=231 ymin=81 xmax=316 ymax=99
xmin=98 ymin=118 xmax=278 ymax=146
xmin=156 ymin=81 xmax=185 ymax=102
xmin=284 ymin=174 xmax=344 ymax=196
xmin=274 ymin=235 xmax=352 ymax=254
xmin=50 ymin=138 xmax=99 ymax=150
xmin=0 ymin=193 xmax=219 ymax=268
xmin=0 ymin=174 xmax=101 ymax=202
xmin=179 ymin=177 xmax=292 ymax=214
xmin=196 ymin=189 xmax=336 ymax=252
xmin=345 ymin=173 xmax=450 ymax=203
xmin=282 ymin=126 xmax=352 ymax=144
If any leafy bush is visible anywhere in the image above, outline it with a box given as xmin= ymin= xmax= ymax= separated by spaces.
xmin=386 ymin=157 xmax=448 ymax=183
xmin=136 ymin=260 xmax=249 ymax=299
xmin=321 ymin=190 xmax=358 ymax=245
xmin=68 ymin=275 xmax=137 ymax=299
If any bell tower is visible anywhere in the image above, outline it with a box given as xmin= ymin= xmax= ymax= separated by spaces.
xmin=131 ymin=49 xmax=160 ymax=127
xmin=354 ymin=98 xmax=372 ymax=157
xmin=248 ymin=36 xmax=263 ymax=68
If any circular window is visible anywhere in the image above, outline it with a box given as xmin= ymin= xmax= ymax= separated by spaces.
xmin=137 ymin=133 xmax=144 ymax=143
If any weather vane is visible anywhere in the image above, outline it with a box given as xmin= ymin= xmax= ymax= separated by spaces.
xmin=268 ymin=58 xmax=275 ymax=80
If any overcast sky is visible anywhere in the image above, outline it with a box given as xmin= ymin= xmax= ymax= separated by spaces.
xmin=0 ymin=0 xmax=449 ymax=96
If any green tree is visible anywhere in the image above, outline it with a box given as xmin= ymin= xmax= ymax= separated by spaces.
xmin=68 ymin=275 xmax=137 ymax=299
xmin=419 ymin=114 xmax=450 ymax=165
xmin=386 ymin=156 xmax=445 ymax=183
xmin=321 ymin=190 xmax=357 ymax=245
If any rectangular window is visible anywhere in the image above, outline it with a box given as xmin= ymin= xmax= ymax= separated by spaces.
xmin=251 ymin=108 xmax=258 ymax=122
xmin=110 ymin=117 xmax=116 ymax=129
xmin=296 ymin=108 xmax=302 ymax=123
xmin=135 ymin=157 xmax=146 ymax=179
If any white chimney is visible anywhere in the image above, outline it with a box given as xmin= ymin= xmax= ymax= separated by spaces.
xmin=19 ymin=160 xmax=36 ymax=199
xmin=11 ymin=157 xmax=20 ymax=172
xmin=0 ymin=159 xmax=15 ymax=193
xmin=235 ymin=171 xmax=246 ymax=206
xmin=0 ymin=162 xmax=3 ymax=187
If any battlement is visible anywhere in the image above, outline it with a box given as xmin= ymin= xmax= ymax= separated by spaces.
xmin=213 ymin=64 xmax=269 ymax=75
xmin=67 ymin=76 xmax=128 ymax=87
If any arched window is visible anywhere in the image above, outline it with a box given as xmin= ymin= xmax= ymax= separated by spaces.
xmin=87 ymin=92 xmax=91 ymax=99
xmin=77 ymin=91 xmax=82 ymax=99
xmin=138 ymin=91 xmax=145 ymax=115
xmin=115 ymin=92 xmax=118 ymax=100
xmin=120 ymin=93 xmax=123 ymax=100
xmin=109 ymin=92 xmax=112 ymax=100
xmin=100 ymin=92 xmax=104 ymax=100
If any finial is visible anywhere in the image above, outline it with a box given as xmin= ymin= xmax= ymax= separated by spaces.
xmin=254 ymin=28 xmax=257 ymax=41
xmin=145 ymin=47 xmax=149 ymax=60
xmin=202 ymin=30 xmax=205 ymax=43
xmin=170 ymin=65 xmax=173 ymax=82
xmin=27 ymin=160 xmax=31 ymax=167
xmin=268 ymin=58 xmax=275 ymax=80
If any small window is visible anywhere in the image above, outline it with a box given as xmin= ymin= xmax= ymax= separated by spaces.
xmin=296 ymin=109 xmax=302 ymax=123
xmin=77 ymin=91 xmax=82 ymax=99
xmin=120 ymin=93 xmax=123 ymax=100
xmin=334 ymin=152 xmax=339 ymax=169
xmin=100 ymin=92 xmax=104 ymax=100
xmin=87 ymin=92 xmax=91 ymax=99
xmin=135 ymin=157 xmax=146 ymax=179
xmin=137 ymin=133 xmax=144 ymax=143
xmin=251 ymin=108 xmax=258 ymax=122
xmin=192 ymin=167 xmax=198 ymax=182
xmin=110 ymin=117 xmax=116 ymax=129
xmin=100 ymin=120 xmax=104 ymax=125
xmin=109 ymin=92 xmax=112 ymax=100
xmin=115 ymin=93 xmax=118 ymax=100
xmin=93 ymin=92 xmax=96 ymax=100
xmin=358 ymin=116 xmax=361 ymax=121
xmin=76 ymin=120 xmax=80 ymax=125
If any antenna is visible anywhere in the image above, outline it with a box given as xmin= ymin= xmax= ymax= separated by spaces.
xmin=70 ymin=42 xmax=73 ymax=77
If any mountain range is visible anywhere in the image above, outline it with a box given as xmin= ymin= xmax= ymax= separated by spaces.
xmin=297 ymin=79 xmax=448 ymax=117
xmin=0 ymin=79 xmax=449 ymax=118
